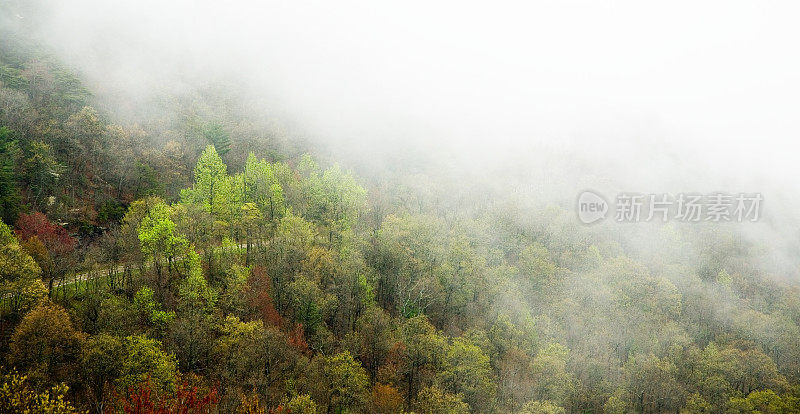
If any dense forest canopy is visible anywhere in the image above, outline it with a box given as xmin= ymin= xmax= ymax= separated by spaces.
xmin=2 ymin=1 xmax=800 ymax=414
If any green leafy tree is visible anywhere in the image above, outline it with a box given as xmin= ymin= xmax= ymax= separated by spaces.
xmin=170 ymin=251 xmax=217 ymax=373
xmin=288 ymin=275 xmax=335 ymax=345
xmin=413 ymin=385 xmax=470 ymax=414
xmin=213 ymin=316 xmax=298 ymax=408
xmin=243 ymin=152 xmax=284 ymax=222
xmin=285 ymin=394 xmax=317 ymax=414
xmin=516 ymin=400 xmax=566 ymax=414
xmin=0 ymin=221 xmax=47 ymax=314
xmin=726 ymin=389 xmax=786 ymax=414
xmin=173 ymin=202 xmax=220 ymax=277
xmin=268 ymin=212 xmax=317 ymax=312
xmin=203 ymin=123 xmax=231 ymax=156
xmin=622 ymin=353 xmax=685 ymax=414
xmin=133 ymin=287 xmax=175 ymax=338
xmin=318 ymin=164 xmax=366 ymax=244
xmin=399 ymin=316 xmax=447 ymax=405
xmin=354 ymin=306 xmax=394 ymax=381
xmin=318 ymin=351 xmax=369 ymax=414
xmin=22 ymin=140 xmax=62 ymax=210
xmin=371 ymin=214 xmax=445 ymax=317
xmin=436 ymin=337 xmax=496 ymax=412
xmin=183 ymin=145 xmax=231 ymax=219
xmin=64 ymin=106 xmax=105 ymax=171
xmin=0 ymin=126 xmax=21 ymax=223
xmin=296 ymin=155 xmax=365 ymax=244
xmin=80 ymin=333 xmax=123 ymax=414
xmin=219 ymin=264 xmax=250 ymax=317
xmin=530 ymin=343 xmax=575 ymax=405
xmin=136 ymin=198 xmax=189 ymax=298
xmin=682 ymin=392 xmax=712 ymax=413
xmin=117 ymin=334 xmax=179 ymax=394
xmin=518 ymin=242 xmax=559 ymax=294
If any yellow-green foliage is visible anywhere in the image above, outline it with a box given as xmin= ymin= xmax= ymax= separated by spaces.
xmin=0 ymin=371 xmax=82 ymax=414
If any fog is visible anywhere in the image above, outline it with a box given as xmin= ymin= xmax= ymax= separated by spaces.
xmin=6 ymin=0 xmax=800 ymax=277
xmin=10 ymin=0 xmax=797 ymax=177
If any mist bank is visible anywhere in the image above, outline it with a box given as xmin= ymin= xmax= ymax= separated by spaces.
xmin=3 ymin=0 xmax=799 ymax=283
xmin=5 ymin=0 xmax=799 ymax=180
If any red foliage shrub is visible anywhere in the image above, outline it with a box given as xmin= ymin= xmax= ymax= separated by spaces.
xmin=246 ymin=266 xmax=284 ymax=327
xmin=288 ymin=323 xmax=309 ymax=355
xmin=15 ymin=212 xmax=76 ymax=255
xmin=120 ymin=379 xmax=218 ymax=414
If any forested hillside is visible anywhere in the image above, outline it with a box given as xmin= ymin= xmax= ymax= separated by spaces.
xmin=2 ymin=20 xmax=800 ymax=414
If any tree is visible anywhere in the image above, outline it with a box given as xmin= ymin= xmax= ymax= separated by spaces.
xmin=354 ymin=306 xmax=394 ymax=381
xmin=62 ymin=106 xmax=106 ymax=188
xmin=133 ymin=287 xmax=175 ymax=338
xmin=237 ymin=202 xmax=263 ymax=265
xmin=718 ymin=346 xmax=788 ymax=396
xmin=399 ymin=316 xmax=447 ymax=405
xmin=244 ymin=266 xmax=284 ymax=327
xmin=516 ymin=400 xmax=566 ymax=414
xmin=284 ymin=394 xmax=316 ymax=414
xmin=295 ymin=155 xmax=366 ymax=244
xmin=726 ymin=389 xmax=787 ymax=414
xmin=268 ymin=212 xmax=317 ymax=312
xmin=173 ymin=203 xmax=219 ymax=277
xmin=118 ymin=335 xmax=179 ymax=395
xmin=435 ymin=236 xmax=485 ymax=329
xmin=182 ymin=145 xmax=230 ymax=219
xmin=81 ymin=333 xmax=124 ymax=414
xmin=518 ymin=242 xmax=558 ymax=294
xmin=682 ymin=392 xmax=712 ymax=413
xmin=22 ymin=140 xmax=62 ymax=210
xmin=603 ymin=392 xmax=628 ymax=414
xmin=243 ymin=152 xmax=284 ymax=222
xmin=15 ymin=211 xmax=76 ymax=294
xmin=136 ymin=198 xmax=189 ymax=299
xmin=212 ymin=316 xmax=298 ymax=408
xmin=0 ymin=220 xmax=47 ymax=315
xmin=0 ymin=371 xmax=82 ymax=414
xmin=529 ymin=343 xmax=575 ymax=405
xmin=371 ymin=383 xmax=404 ymax=414
xmin=121 ymin=197 xmax=161 ymax=285
xmin=436 ymin=337 xmax=496 ymax=412
xmin=218 ymin=264 xmax=250 ymax=317
xmin=0 ymin=126 xmax=21 ymax=224
xmin=8 ymin=302 xmax=86 ymax=387
xmin=318 ymin=164 xmax=366 ymax=244
xmin=95 ymin=294 xmax=138 ymax=336
xmin=413 ymin=385 xmax=469 ymax=414
xmin=170 ymin=252 xmax=217 ymax=374
xmin=312 ymin=351 xmax=369 ymax=414
xmin=288 ymin=275 xmax=335 ymax=346
xmin=496 ymin=347 xmax=535 ymax=410
xmin=203 ymin=123 xmax=231 ymax=156
xmin=371 ymin=214 xmax=445 ymax=317
xmin=16 ymin=211 xmax=76 ymax=251
xmin=622 ymin=353 xmax=685 ymax=414
xmin=176 ymin=250 xmax=216 ymax=311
